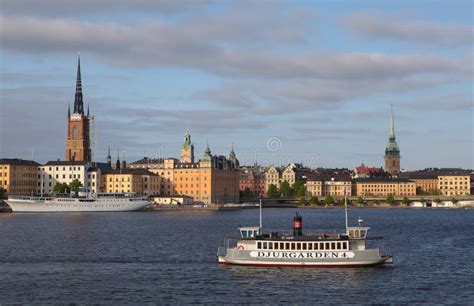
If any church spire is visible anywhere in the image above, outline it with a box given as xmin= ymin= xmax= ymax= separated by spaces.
xmin=73 ymin=53 xmax=84 ymax=115
xmin=389 ymin=104 xmax=395 ymax=138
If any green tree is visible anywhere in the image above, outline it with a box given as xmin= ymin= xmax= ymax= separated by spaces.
xmin=450 ymin=197 xmax=458 ymax=204
xmin=298 ymin=196 xmax=307 ymax=206
xmin=356 ymin=196 xmax=364 ymax=205
xmin=280 ymin=181 xmax=293 ymax=197
xmin=309 ymin=196 xmax=319 ymax=206
xmin=402 ymin=196 xmax=410 ymax=205
xmin=433 ymin=197 xmax=441 ymax=204
xmin=53 ymin=182 xmax=70 ymax=194
xmin=292 ymin=181 xmax=306 ymax=197
xmin=324 ymin=195 xmax=334 ymax=205
xmin=266 ymin=184 xmax=279 ymax=198
xmin=386 ymin=193 xmax=395 ymax=205
xmin=241 ymin=187 xmax=253 ymax=200
xmin=69 ymin=179 xmax=83 ymax=196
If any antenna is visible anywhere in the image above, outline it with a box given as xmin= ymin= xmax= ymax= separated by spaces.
xmin=344 ymin=188 xmax=349 ymax=234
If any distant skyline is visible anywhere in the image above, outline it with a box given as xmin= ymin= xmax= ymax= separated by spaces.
xmin=0 ymin=0 xmax=473 ymax=170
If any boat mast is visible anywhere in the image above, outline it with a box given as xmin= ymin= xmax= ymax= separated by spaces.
xmin=259 ymin=197 xmax=263 ymax=234
xmin=344 ymin=188 xmax=348 ymax=234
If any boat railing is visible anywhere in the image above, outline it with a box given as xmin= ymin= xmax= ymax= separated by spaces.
xmin=217 ymin=246 xmax=227 ymax=257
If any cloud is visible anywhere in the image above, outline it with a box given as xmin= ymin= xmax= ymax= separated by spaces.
xmin=403 ymin=93 xmax=473 ymax=111
xmin=343 ymin=13 xmax=474 ymax=47
xmin=0 ymin=0 xmax=207 ymax=16
xmin=0 ymin=15 xmax=464 ymax=80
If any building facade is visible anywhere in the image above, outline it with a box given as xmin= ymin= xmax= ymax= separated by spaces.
xmin=65 ymin=56 xmax=92 ymax=162
xmin=306 ymin=173 xmax=352 ymax=197
xmin=0 ymin=159 xmax=39 ymax=196
xmin=384 ymin=105 xmax=401 ymax=175
xmin=265 ymin=166 xmax=281 ymax=192
xmin=102 ymin=169 xmax=160 ymax=196
xmin=239 ymin=166 xmax=266 ymax=197
xmin=37 ymin=161 xmax=91 ymax=194
xmin=129 ymin=133 xmax=239 ymax=204
xmin=438 ymin=172 xmax=470 ymax=196
xmin=354 ymin=178 xmax=416 ymax=197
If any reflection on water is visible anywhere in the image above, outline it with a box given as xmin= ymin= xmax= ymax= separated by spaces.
xmin=0 ymin=208 xmax=472 ymax=303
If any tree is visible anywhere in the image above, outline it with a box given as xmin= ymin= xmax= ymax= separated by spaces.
xmin=53 ymin=182 xmax=70 ymax=194
xmin=309 ymin=196 xmax=319 ymax=206
xmin=280 ymin=181 xmax=293 ymax=197
xmin=433 ymin=197 xmax=441 ymax=204
xmin=69 ymin=179 xmax=83 ymax=196
xmin=298 ymin=196 xmax=307 ymax=206
xmin=266 ymin=184 xmax=280 ymax=198
xmin=324 ymin=195 xmax=334 ymax=205
xmin=0 ymin=187 xmax=5 ymax=199
xmin=292 ymin=181 xmax=306 ymax=197
xmin=241 ymin=187 xmax=253 ymax=200
xmin=356 ymin=196 xmax=364 ymax=205
xmin=386 ymin=193 xmax=395 ymax=205
xmin=451 ymin=197 xmax=458 ymax=204
xmin=402 ymin=196 xmax=410 ymax=205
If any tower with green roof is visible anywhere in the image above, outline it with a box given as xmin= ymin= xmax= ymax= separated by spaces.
xmin=384 ymin=105 xmax=401 ymax=175
xmin=180 ymin=130 xmax=195 ymax=163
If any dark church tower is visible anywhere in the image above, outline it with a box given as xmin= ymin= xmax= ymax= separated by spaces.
xmin=65 ymin=55 xmax=92 ymax=162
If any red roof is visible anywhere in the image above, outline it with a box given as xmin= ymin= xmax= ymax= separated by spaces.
xmin=355 ymin=166 xmax=379 ymax=175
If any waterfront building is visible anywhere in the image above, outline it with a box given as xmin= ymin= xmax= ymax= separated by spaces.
xmin=0 ymin=159 xmax=39 ymax=195
xmin=437 ymin=169 xmax=470 ymax=196
xmin=239 ymin=166 xmax=266 ymax=197
xmin=65 ymin=55 xmax=93 ymax=162
xmin=129 ymin=132 xmax=239 ymax=204
xmin=354 ymin=177 xmax=416 ymax=197
xmin=153 ymin=195 xmax=193 ymax=205
xmin=400 ymin=170 xmax=439 ymax=194
xmin=384 ymin=105 xmax=401 ymax=175
xmin=101 ymin=169 xmax=160 ymax=196
xmin=306 ymin=172 xmax=352 ymax=197
xmin=38 ymin=160 xmax=91 ymax=194
xmin=265 ymin=166 xmax=281 ymax=192
xmin=353 ymin=163 xmax=382 ymax=178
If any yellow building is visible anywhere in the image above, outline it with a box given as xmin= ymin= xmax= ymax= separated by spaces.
xmin=354 ymin=178 xmax=416 ymax=197
xmin=102 ymin=169 xmax=160 ymax=196
xmin=265 ymin=166 xmax=281 ymax=192
xmin=438 ymin=174 xmax=470 ymax=196
xmin=0 ymin=159 xmax=39 ymax=196
xmin=128 ymin=133 xmax=240 ymax=205
xmin=306 ymin=174 xmax=352 ymax=197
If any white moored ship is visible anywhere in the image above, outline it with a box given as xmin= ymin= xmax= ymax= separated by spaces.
xmin=217 ymin=199 xmax=393 ymax=267
xmin=5 ymin=191 xmax=151 ymax=213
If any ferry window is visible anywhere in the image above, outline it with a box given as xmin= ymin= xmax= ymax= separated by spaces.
xmin=331 ymin=242 xmax=336 ymax=249
xmin=349 ymin=230 xmax=354 ymax=237
xmin=274 ymin=243 xmax=279 ymax=250
xmin=291 ymin=243 xmax=296 ymax=250
xmin=320 ymin=243 xmax=324 ymax=250
xmin=343 ymin=242 xmax=347 ymax=249
xmin=257 ymin=242 xmax=261 ymax=249
xmin=263 ymin=242 xmax=267 ymax=249
xmin=355 ymin=230 xmax=360 ymax=238
xmin=280 ymin=243 xmax=284 ymax=250
xmin=360 ymin=230 xmax=366 ymax=237
xmin=241 ymin=231 xmax=248 ymax=238
xmin=302 ymin=243 xmax=307 ymax=250
xmin=325 ymin=242 xmax=330 ymax=250
xmin=297 ymin=243 xmax=301 ymax=250
xmin=337 ymin=242 xmax=341 ymax=250
xmin=268 ymin=242 xmax=273 ymax=250
xmin=285 ymin=242 xmax=290 ymax=250
xmin=308 ymin=243 xmax=313 ymax=250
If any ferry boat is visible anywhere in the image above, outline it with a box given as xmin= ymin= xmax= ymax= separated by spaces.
xmin=217 ymin=199 xmax=393 ymax=267
xmin=5 ymin=191 xmax=151 ymax=213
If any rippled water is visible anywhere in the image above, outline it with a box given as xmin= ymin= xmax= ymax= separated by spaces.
xmin=0 ymin=208 xmax=473 ymax=304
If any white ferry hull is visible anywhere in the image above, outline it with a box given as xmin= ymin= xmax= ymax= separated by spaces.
xmin=5 ymin=198 xmax=150 ymax=213
xmin=218 ymin=249 xmax=393 ymax=267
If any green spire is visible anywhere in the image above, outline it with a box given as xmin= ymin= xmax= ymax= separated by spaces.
xmin=202 ymin=141 xmax=212 ymax=162
xmin=385 ymin=105 xmax=400 ymax=157
xmin=182 ymin=130 xmax=192 ymax=148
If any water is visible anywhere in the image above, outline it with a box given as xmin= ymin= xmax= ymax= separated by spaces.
xmin=0 ymin=208 xmax=473 ymax=304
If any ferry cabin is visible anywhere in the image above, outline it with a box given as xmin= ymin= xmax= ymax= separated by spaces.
xmin=234 ymin=226 xmax=370 ymax=253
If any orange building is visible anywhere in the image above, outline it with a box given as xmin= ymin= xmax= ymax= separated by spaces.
xmin=354 ymin=178 xmax=416 ymax=197
xmin=240 ymin=167 xmax=266 ymax=197
xmin=129 ymin=133 xmax=240 ymax=205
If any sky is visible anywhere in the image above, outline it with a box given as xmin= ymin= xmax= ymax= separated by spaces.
xmin=0 ymin=0 xmax=473 ymax=170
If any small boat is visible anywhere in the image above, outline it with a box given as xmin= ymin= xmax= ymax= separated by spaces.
xmin=217 ymin=198 xmax=393 ymax=267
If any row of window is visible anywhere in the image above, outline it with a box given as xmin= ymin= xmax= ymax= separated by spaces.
xmin=257 ymin=241 xmax=349 ymax=251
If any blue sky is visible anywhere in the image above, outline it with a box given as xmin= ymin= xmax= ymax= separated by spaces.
xmin=0 ymin=0 xmax=473 ymax=170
